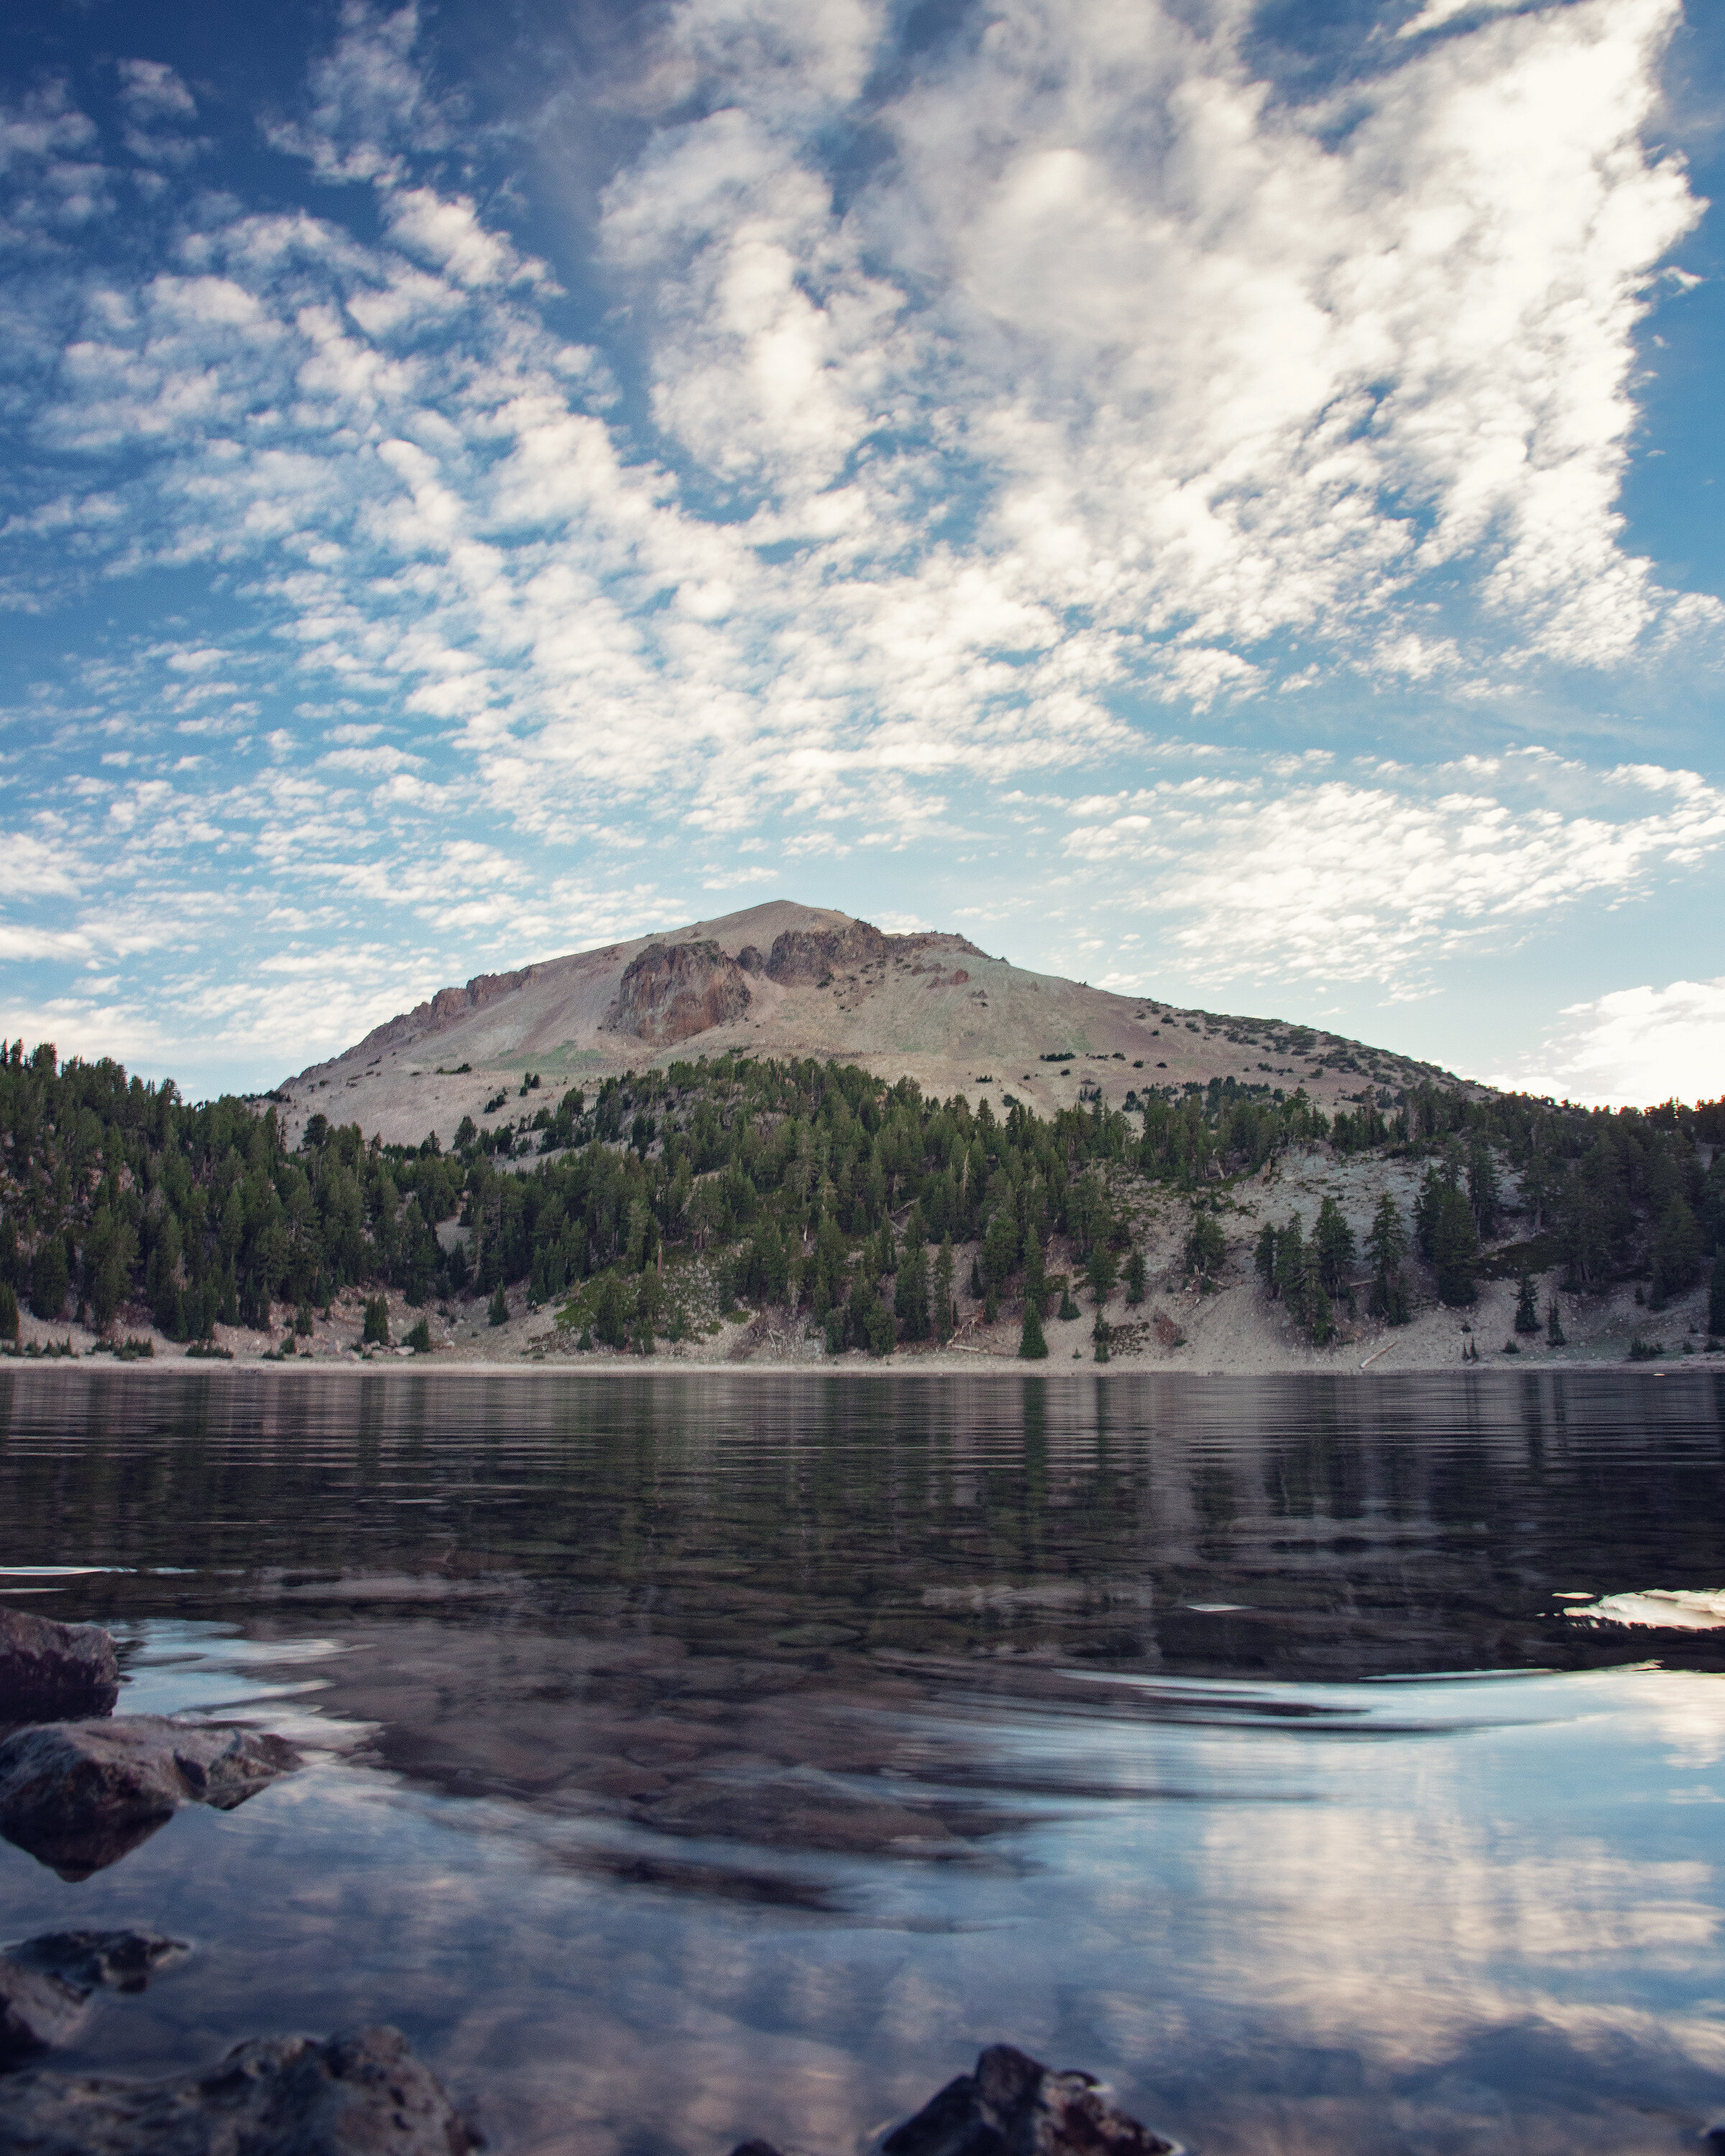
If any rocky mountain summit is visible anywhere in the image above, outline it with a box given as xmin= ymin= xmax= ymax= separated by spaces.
xmin=281 ymin=899 xmax=1450 ymax=1154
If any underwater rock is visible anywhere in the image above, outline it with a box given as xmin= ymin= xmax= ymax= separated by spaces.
xmin=0 ymin=1932 xmax=187 ymax=2065
xmin=0 ymin=1608 xmax=120 ymax=1723
xmin=0 ymin=1716 xmax=300 ymax=1879
xmin=0 ymin=2023 xmax=474 ymax=2154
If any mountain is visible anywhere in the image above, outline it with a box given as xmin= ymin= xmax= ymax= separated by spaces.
xmin=280 ymin=899 xmax=1455 ymax=1150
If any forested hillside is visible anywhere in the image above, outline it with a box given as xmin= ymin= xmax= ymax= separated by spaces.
xmin=1 ymin=1038 xmax=1721 ymax=1355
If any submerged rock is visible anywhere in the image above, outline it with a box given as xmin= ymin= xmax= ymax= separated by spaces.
xmin=0 ymin=1608 xmax=121 ymax=1723
xmin=0 ymin=1961 xmax=87 ymax=2067
xmin=0 ymin=1932 xmax=186 ymax=2066
xmin=0 ymin=2023 xmax=474 ymax=2155
xmin=0 ymin=1717 xmax=300 ymax=1879
xmin=732 ymin=2047 xmax=1180 ymax=2156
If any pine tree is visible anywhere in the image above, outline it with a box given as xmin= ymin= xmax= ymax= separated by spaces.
xmin=1183 ymin=1209 xmax=1225 ymax=1284
xmin=934 ymin=1235 xmax=955 ymax=1341
xmin=1546 ymin=1299 xmax=1566 ymax=1347
xmin=1365 ymin=1192 xmax=1410 ymax=1325
xmin=1514 ymin=1271 xmax=1539 ymax=1335
xmin=1315 ymin=1197 xmax=1355 ymax=1295
xmin=1429 ymin=1187 xmax=1479 ymax=1307
xmin=1650 ymin=1198 xmax=1703 ymax=1306
xmin=406 ymin=1317 xmax=431 ymax=1353
xmin=487 ymin=1282 xmax=509 ymax=1327
xmin=1254 ymin=1221 xmax=1279 ymax=1296
xmin=1123 ymin=1249 xmax=1146 ymax=1305
xmin=0 ymin=1280 xmax=17 ymax=1341
xmin=1087 ymin=1243 xmax=1119 ymax=1306
xmin=1057 ymin=1279 xmax=1080 ymax=1321
xmin=1092 ymin=1310 xmax=1110 ymax=1363
xmin=1018 ymin=1302 xmax=1049 ymax=1359
xmin=1024 ymin=1237 xmax=1049 ymax=1319
xmin=29 ymin=1235 xmax=69 ymax=1322
xmin=363 ymin=1294 xmax=391 ymax=1345
xmin=1274 ymin=1212 xmax=1307 ymax=1324
xmin=1468 ymin=1137 xmax=1502 ymax=1239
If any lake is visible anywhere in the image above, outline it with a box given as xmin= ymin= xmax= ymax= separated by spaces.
xmin=2 ymin=1368 xmax=1724 ymax=2155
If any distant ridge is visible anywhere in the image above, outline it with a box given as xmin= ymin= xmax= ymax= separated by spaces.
xmin=281 ymin=899 xmax=1455 ymax=1153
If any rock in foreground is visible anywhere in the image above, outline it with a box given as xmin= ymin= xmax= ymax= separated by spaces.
xmin=0 ymin=1608 xmax=120 ymax=1723
xmin=0 ymin=2024 xmax=473 ymax=2155
xmin=736 ymin=2047 xmax=1180 ymax=2156
xmin=0 ymin=1716 xmax=300 ymax=1878
xmin=0 ymin=1932 xmax=186 ymax=2066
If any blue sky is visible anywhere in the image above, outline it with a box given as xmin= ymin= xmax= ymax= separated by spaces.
xmin=2 ymin=0 xmax=1724 ymax=1102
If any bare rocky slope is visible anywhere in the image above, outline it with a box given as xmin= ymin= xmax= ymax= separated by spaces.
xmin=280 ymin=899 xmax=1455 ymax=1153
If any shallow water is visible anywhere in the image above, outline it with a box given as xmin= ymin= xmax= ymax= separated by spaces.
xmin=1 ymin=1367 xmax=1724 ymax=2155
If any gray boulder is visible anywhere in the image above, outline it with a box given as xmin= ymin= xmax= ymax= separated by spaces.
xmin=732 ymin=2047 xmax=1180 ymax=2156
xmin=0 ymin=1608 xmax=120 ymax=1723
xmin=0 ymin=1932 xmax=186 ymax=2065
xmin=0 ymin=1717 xmax=300 ymax=1878
xmin=879 ymin=2047 xmax=1179 ymax=2156
xmin=0 ymin=2024 xmax=474 ymax=2154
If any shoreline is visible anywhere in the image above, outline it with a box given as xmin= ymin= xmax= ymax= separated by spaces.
xmin=3 ymin=1348 xmax=1718 ymax=1381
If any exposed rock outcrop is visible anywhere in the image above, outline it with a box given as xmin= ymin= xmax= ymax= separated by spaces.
xmin=0 ymin=1609 xmax=120 ymax=1724
xmin=0 ymin=2023 xmax=474 ymax=2154
xmin=0 ymin=1718 xmax=301 ymax=1879
xmin=604 ymin=940 xmax=751 ymax=1045
xmin=765 ymin=918 xmax=888 ymax=986
xmin=732 ymin=2046 xmax=1181 ymax=2156
xmin=1 ymin=1932 xmax=187 ymax=2065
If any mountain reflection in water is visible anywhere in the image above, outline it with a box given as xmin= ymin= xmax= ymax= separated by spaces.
xmin=1 ymin=1368 xmax=1723 ymax=2156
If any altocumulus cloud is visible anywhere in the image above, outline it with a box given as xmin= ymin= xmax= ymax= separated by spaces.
xmin=0 ymin=0 xmax=1721 ymax=1091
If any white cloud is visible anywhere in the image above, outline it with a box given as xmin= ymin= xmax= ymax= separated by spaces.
xmin=1494 ymin=976 xmax=1725 ymax=1107
xmin=1 ymin=0 xmax=1721 ymax=1084
xmin=1065 ymin=753 xmax=1725 ymax=990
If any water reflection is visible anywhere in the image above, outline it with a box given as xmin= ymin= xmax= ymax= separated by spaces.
xmin=1 ymin=1368 xmax=1724 ymax=2155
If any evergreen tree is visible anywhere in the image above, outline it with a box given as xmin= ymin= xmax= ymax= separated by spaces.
xmin=363 ymin=1294 xmax=391 ymax=1344
xmin=1057 ymin=1278 xmax=1080 ymax=1321
xmin=29 ymin=1235 xmax=69 ymax=1322
xmin=1429 ymin=1186 xmax=1479 ymax=1307
xmin=1365 ymin=1194 xmax=1409 ymax=1325
xmin=406 ymin=1317 xmax=431 ymax=1353
xmin=1546 ymin=1298 xmax=1566 ymax=1347
xmin=634 ymin=1266 xmax=663 ymax=1343
xmin=1650 ymin=1197 xmax=1703 ymax=1306
xmin=487 ymin=1281 xmax=509 ymax=1328
xmin=1513 ymin=1271 xmax=1539 ymax=1335
xmin=1024 ymin=1236 xmax=1049 ymax=1319
xmin=1274 ymin=1212 xmax=1307 ymax=1324
xmin=1467 ymin=1137 xmax=1502 ymax=1239
xmin=934 ymin=1235 xmax=955 ymax=1341
xmin=1123 ymin=1249 xmax=1146 ymax=1306
xmin=1254 ymin=1221 xmax=1278 ymax=1296
xmin=1086 ymin=1243 xmax=1119 ymax=1306
xmin=1092 ymin=1309 xmax=1111 ymax=1363
xmin=1018 ymin=1302 xmax=1049 ymax=1359
xmin=1315 ymin=1197 xmax=1355 ymax=1296
xmin=1183 ymin=1208 xmax=1225 ymax=1284
xmin=0 ymin=1280 xmax=17 ymax=1340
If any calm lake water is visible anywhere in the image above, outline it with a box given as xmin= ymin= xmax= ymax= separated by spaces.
xmin=2 ymin=1368 xmax=1724 ymax=2156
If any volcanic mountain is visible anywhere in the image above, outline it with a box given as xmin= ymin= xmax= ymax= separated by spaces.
xmin=279 ymin=899 xmax=1453 ymax=1150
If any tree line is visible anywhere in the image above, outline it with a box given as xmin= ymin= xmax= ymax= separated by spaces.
xmin=1 ymin=1038 xmax=1721 ymax=1353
